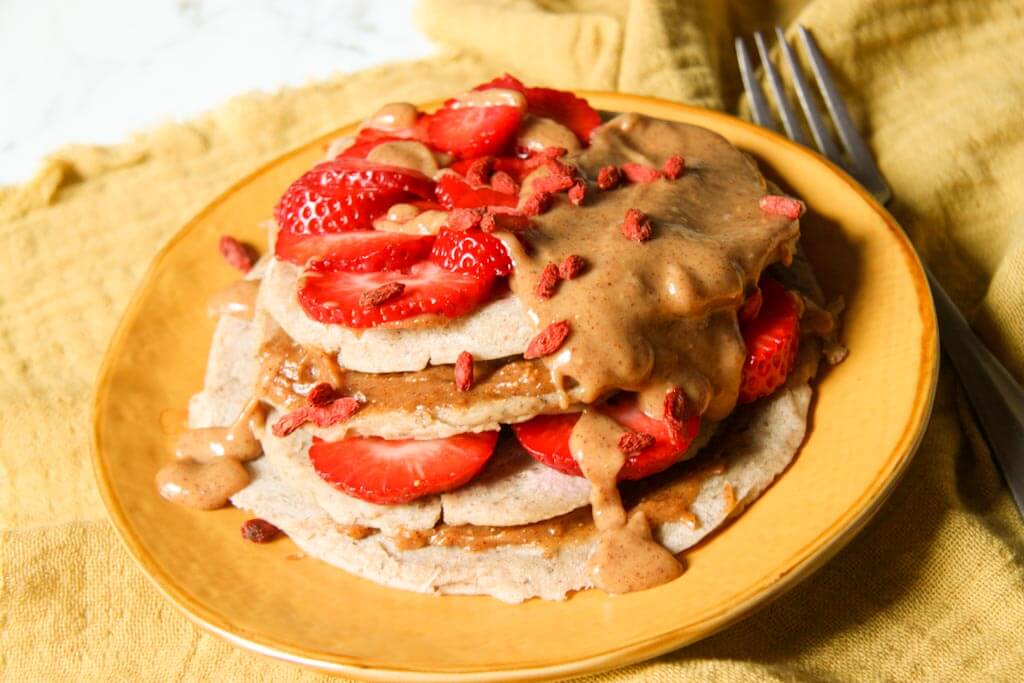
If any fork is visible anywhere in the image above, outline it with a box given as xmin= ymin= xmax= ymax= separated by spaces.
xmin=736 ymin=26 xmax=1024 ymax=521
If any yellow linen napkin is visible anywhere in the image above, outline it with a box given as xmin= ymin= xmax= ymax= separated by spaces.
xmin=2 ymin=0 xmax=1022 ymax=679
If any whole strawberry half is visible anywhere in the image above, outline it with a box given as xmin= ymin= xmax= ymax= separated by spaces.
xmin=430 ymin=227 xmax=513 ymax=279
xmin=309 ymin=431 xmax=499 ymax=504
xmin=274 ymin=157 xmax=435 ymax=239
xmin=298 ymin=261 xmax=495 ymax=328
xmin=511 ymin=394 xmax=701 ymax=481
xmin=738 ymin=277 xmax=800 ymax=403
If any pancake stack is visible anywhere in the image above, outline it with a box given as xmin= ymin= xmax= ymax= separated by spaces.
xmin=163 ymin=76 xmax=843 ymax=602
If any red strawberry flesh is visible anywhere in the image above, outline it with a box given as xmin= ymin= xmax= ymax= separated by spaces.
xmin=511 ymin=394 xmax=701 ymax=481
xmin=298 ymin=260 xmax=494 ymax=328
xmin=430 ymin=227 xmax=513 ymax=278
xmin=309 ymin=431 xmax=500 ymax=504
xmin=738 ymin=277 xmax=800 ymax=402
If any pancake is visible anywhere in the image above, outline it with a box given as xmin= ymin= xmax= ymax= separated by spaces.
xmin=188 ymin=292 xmax=819 ymax=601
xmin=171 ymin=100 xmax=838 ymax=601
xmin=229 ymin=344 xmax=817 ymax=603
xmin=261 ymin=257 xmax=534 ymax=373
xmin=252 ymin=310 xmax=581 ymax=440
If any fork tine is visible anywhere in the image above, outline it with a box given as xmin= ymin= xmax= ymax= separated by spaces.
xmin=753 ymin=31 xmax=808 ymax=145
xmin=797 ymin=25 xmax=891 ymax=202
xmin=735 ymin=37 xmax=779 ymax=132
xmin=774 ymin=26 xmax=843 ymax=165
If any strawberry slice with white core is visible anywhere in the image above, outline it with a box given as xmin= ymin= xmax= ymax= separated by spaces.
xmin=274 ymin=158 xmax=436 ymax=239
xmin=275 ymin=230 xmax=435 ymax=271
xmin=427 ymin=105 xmax=523 ymax=159
xmin=511 ymin=394 xmax=701 ymax=480
xmin=299 ymin=260 xmax=495 ymax=328
xmin=309 ymin=431 xmax=500 ymax=504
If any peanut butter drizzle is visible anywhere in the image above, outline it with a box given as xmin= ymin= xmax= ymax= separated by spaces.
xmin=517 ymin=115 xmax=581 ymax=154
xmin=628 ymin=459 xmax=728 ymax=529
xmin=373 ymin=203 xmax=449 ymax=235
xmin=496 ymin=114 xmax=799 ymax=591
xmin=501 ymin=113 xmax=800 ymax=420
xmin=390 ymin=507 xmax=593 ymax=554
xmin=157 ymin=399 xmax=267 ymax=510
xmin=367 ymin=141 xmax=439 ymax=176
xmin=173 ymin=399 xmax=266 ymax=464
xmin=255 ymin=327 xmax=557 ymax=412
xmin=206 ymin=280 xmax=260 ymax=319
xmin=256 ymin=329 xmax=344 ymax=409
xmin=361 ymin=102 xmax=419 ymax=132
xmin=570 ymin=410 xmax=683 ymax=593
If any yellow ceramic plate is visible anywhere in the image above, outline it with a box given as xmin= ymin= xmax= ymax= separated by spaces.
xmin=92 ymin=93 xmax=937 ymax=681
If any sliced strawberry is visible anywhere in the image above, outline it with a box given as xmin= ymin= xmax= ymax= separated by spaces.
xmin=430 ymin=228 xmax=513 ymax=278
xmin=739 ymin=277 xmax=800 ymax=403
xmin=473 ymin=74 xmax=600 ymax=144
xmin=511 ymin=395 xmax=701 ymax=481
xmin=338 ymin=129 xmax=404 ymax=159
xmin=427 ymin=105 xmax=522 ymax=159
xmin=299 ymin=260 xmax=494 ymax=328
xmin=434 ymin=173 xmax=518 ymax=210
xmin=472 ymin=74 xmax=528 ymax=93
xmin=274 ymin=158 xmax=435 ymax=239
xmin=338 ymin=112 xmax=435 ymax=158
xmin=275 ymin=231 xmax=435 ymax=271
xmin=524 ymin=87 xmax=601 ymax=144
xmin=309 ymin=431 xmax=499 ymax=504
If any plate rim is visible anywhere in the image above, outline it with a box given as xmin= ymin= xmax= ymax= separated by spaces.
xmin=91 ymin=91 xmax=939 ymax=682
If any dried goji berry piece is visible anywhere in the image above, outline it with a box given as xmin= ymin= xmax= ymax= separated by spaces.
xmin=535 ymin=263 xmax=560 ymax=299
xmin=758 ymin=195 xmax=805 ymax=220
xmin=307 ymin=382 xmax=335 ymax=406
xmin=455 ymin=351 xmax=474 ymax=391
xmin=358 ymin=282 xmax=405 ymax=308
xmin=219 ymin=235 xmax=254 ymax=272
xmin=532 ymin=173 xmax=575 ymax=194
xmin=568 ymin=181 xmax=586 ymax=206
xmin=241 ymin=518 xmax=281 ymax=543
xmin=524 ymin=320 xmax=571 ymax=359
xmin=622 ymin=162 xmax=662 ymax=184
xmin=617 ymin=431 xmax=656 ymax=456
xmin=558 ymin=254 xmax=585 ymax=279
xmin=621 ymin=208 xmax=653 ymax=242
xmin=663 ymin=387 xmax=688 ymax=446
xmin=490 ymin=170 xmax=519 ymax=195
xmin=597 ymin=165 xmax=621 ymax=190
xmin=448 ymin=207 xmax=485 ymax=231
xmin=662 ymin=155 xmax=685 ymax=179
xmin=521 ymin=191 xmax=553 ymax=217
xmin=465 ymin=156 xmax=494 ymax=186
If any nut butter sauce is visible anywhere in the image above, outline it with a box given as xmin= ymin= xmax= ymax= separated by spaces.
xmin=570 ymin=411 xmax=683 ymax=592
xmin=157 ymin=399 xmax=267 ymax=509
xmin=497 ymin=114 xmax=802 ymax=589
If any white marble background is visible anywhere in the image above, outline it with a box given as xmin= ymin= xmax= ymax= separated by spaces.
xmin=0 ymin=0 xmax=434 ymax=184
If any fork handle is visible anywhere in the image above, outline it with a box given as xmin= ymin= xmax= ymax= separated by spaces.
xmin=926 ymin=266 xmax=1024 ymax=512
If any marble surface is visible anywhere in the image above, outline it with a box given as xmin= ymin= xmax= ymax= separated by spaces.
xmin=0 ymin=0 xmax=434 ymax=185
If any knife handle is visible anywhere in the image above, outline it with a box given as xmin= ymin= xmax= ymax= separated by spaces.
xmin=927 ymin=267 xmax=1024 ymax=515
